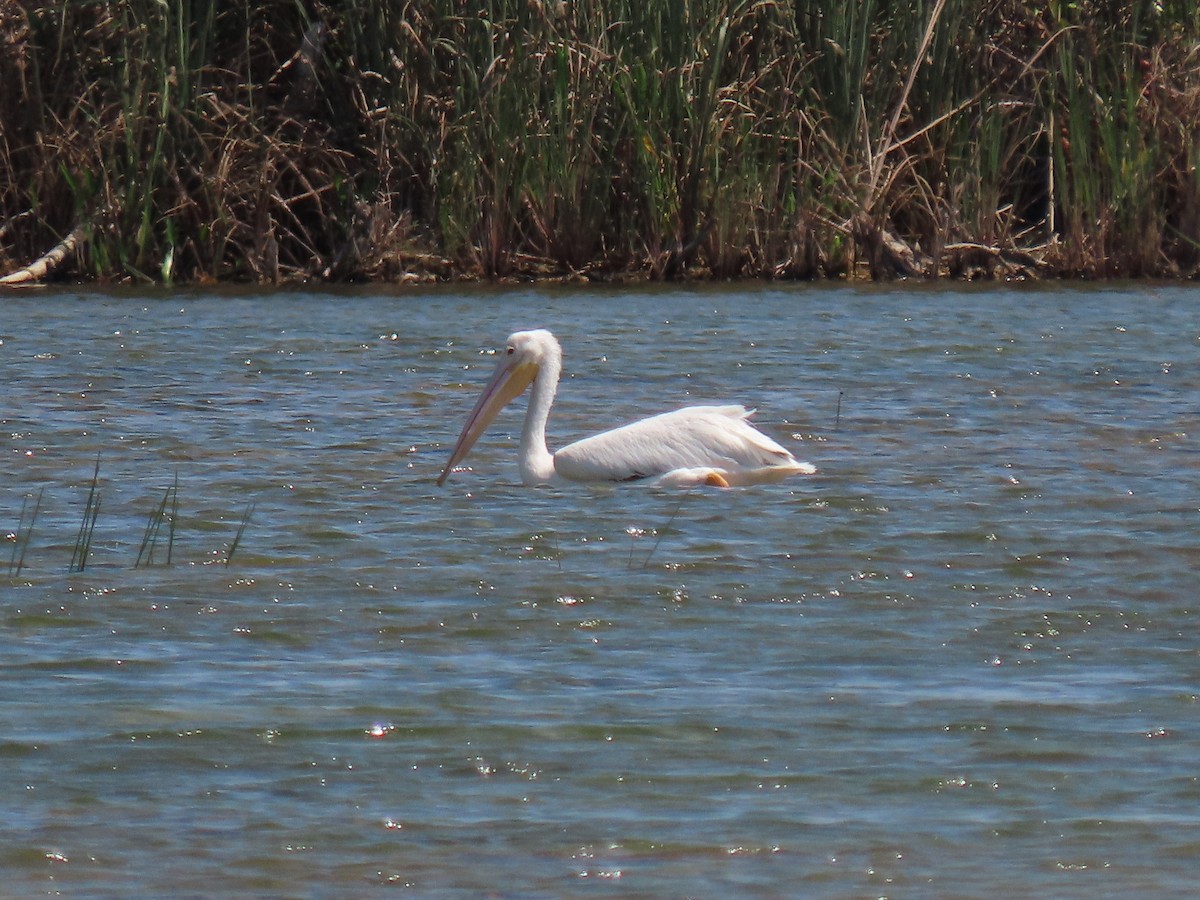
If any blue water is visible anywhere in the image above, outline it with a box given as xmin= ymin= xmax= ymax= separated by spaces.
xmin=2 ymin=283 xmax=1198 ymax=895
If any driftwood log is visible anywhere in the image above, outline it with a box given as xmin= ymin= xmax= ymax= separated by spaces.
xmin=0 ymin=224 xmax=86 ymax=285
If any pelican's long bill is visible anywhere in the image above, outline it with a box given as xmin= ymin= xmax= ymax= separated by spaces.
xmin=437 ymin=353 xmax=538 ymax=486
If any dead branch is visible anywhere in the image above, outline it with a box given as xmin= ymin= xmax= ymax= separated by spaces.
xmin=0 ymin=210 xmax=35 ymax=244
xmin=944 ymin=242 xmax=1047 ymax=279
xmin=0 ymin=224 xmax=86 ymax=285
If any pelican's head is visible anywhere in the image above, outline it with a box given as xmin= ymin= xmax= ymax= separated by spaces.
xmin=437 ymin=330 xmax=561 ymax=485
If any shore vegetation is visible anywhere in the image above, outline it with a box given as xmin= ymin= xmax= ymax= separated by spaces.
xmin=2 ymin=1 xmax=1199 ymax=284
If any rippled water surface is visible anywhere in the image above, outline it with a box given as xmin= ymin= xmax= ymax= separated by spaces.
xmin=2 ymin=284 xmax=1198 ymax=896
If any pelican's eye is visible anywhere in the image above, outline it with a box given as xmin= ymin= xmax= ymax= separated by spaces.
xmin=506 ymin=347 xmax=515 ymax=355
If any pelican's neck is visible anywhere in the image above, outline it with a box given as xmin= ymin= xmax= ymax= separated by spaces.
xmin=519 ymin=346 xmax=561 ymax=485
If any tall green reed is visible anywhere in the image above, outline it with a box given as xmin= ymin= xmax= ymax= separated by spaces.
xmin=1042 ymin=2 xmax=1174 ymax=275
xmin=136 ymin=472 xmax=179 ymax=568
xmin=4 ymin=0 xmax=1200 ymax=281
xmin=7 ymin=488 xmax=44 ymax=578
xmin=226 ymin=500 xmax=255 ymax=567
xmin=69 ymin=455 xmax=102 ymax=573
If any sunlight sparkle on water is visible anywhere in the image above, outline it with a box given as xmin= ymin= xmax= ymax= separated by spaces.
xmin=3 ymin=286 xmax=1200 ymax=897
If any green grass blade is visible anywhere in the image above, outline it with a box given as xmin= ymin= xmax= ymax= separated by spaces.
xmin=167 ymin=470 xmax=179 ymax=565
xmin=70 ymin=455 xmax=102 ymax=573
xmin=226 ymin=500 xmax=255 ymax=567
xmin=16 ymin=487 xmax=45 ymax=576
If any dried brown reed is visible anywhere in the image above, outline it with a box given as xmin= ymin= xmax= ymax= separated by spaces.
xmin=3 ymin=1 xmax=1199 ymax=284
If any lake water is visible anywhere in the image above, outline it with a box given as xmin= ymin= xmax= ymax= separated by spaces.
xmin=2 ymin=283 xmax=1198 ymax=896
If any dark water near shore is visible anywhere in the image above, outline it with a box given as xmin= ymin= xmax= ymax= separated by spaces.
xmin=2 ymin=283 xmax=1198 ymax=896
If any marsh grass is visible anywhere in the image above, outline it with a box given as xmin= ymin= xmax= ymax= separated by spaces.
xmin=639 ymin=487 xmax=694 ymax=570
xmin=69 ymin=456 xmax=103 ymax=573
xmin=3 ymin=1 xmax=1199 ymax=282
xmin=226 ymin=500 xmax=256 ymax=567
xmin=7 ymin=488 xmax=44 ymax=578
xmin=135 ymin=472 xmax=179 ymax=568
xmin=3 ymin=468 xmax=267 ymax=574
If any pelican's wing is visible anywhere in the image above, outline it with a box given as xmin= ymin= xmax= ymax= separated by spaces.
xmin=553 ymin=405 xmax=814 ymax=485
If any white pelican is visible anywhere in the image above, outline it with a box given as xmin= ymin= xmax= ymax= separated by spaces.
xmin=437 ymin=329 xmax=816 ymax=488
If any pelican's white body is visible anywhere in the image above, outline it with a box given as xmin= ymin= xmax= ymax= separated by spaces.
xmin=437 ymin=329 xmax=815 ymax=488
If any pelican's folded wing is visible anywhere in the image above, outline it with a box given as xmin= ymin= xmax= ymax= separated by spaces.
xmin=554 ymin=405 xmax=813 ymax=485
